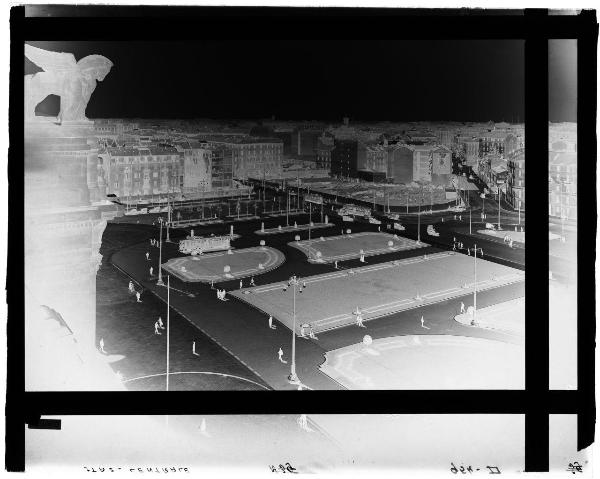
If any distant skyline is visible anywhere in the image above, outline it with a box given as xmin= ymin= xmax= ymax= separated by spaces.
xmin=24 ymin=39 xmax=576 ymax=123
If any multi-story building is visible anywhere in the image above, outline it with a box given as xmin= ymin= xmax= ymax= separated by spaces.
xmin=291 ymin=128 xmax=323 ymax=160
xmin=204 ymin=137 xmax=283 ymax=179
xmin=210 ymin=145 xmax=234 ymax=190
xmin=364 ymin=142 xmax=388 ymax=173
xmin=412 ymin=145 xmax=435 ymax=183
xmin=314 ymin=133 xmax=335 ymax=172
xmin=503 ymin=133 xmax=520 ymax=157
xmin=437 ymin=130 xmax=455 ymax=147
xmin=176 ymin=141 xmax=213 ymax=194
xmin=101 ymin=146 xmax=183 ymax=199
xmin=506 ymin=148 xmax=525 ymax=210
xmin=479 ymin=131 xmax=509 ymax=156
xmin=456 ymin=137 xmax=480 ymax=167
xmin=429 ymin=145 xmax=452 ymax=186
xmin=548 ymin=151 xmax=577 ymax=220
xmin=386 ymin=144 xmax=414 ymax=184
xmin=331 ymin=139 xmax=367 ymax=179
xmin=479 ymin=154 xmax=508 ymax=186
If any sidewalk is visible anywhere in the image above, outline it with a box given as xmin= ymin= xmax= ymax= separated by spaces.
xmin=454 ymin=297 xmax=524 ymax=338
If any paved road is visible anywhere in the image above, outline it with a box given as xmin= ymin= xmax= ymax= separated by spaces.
xmin=109 ymin=215 xmax=525 ymax=390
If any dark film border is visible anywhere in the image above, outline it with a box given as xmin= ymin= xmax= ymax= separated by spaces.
xmin=6 ymin=6 xmax=597 ymax=473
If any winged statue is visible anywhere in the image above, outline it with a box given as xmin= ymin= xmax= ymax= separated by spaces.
xmin=24 ymin=44 xmax=113 ymax=122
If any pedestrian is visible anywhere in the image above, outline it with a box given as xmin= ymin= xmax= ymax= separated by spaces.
xmin=136 ymin=291 xmax=142 ymax=303
xmin=278 ymin=348 xmax=287 ymax=364
xmin=334 ymin=260 xmax=339 ymax=269
xmin=128 ymin=281 xmax=135 ymax=293
xmin=268 ymin=316 xmax=276 ymax=330
xmin=378 ymin=226 xmax=381 ymax=231
xmin=459 ymin=215 xmax=462 ymax=221
xmin=356 ymin=313 xmax=365 ymax=328
xmin=250 ymin=277 xmax=256 ymax=287
xmin=150 ymin=238 xmax=154 ymax=246
xmin=309 ymin=326 xmax=318 ymax=340
xmin=452 ymin=243 xmax=456 ymax=251
xmin=158 ymin=317 xmax=165 ymax=329
xmin=154 ymin=321 xmax=161 ymax=335
xmin=300 ymin=323 xmax=307 ymax=337
xmin=145 ymin=251 xmax=150 ymax=261
xmin=239 ymin=279 xmax=243 ymax=289
xmin=149 ymin=266 xmax=153 ymax=277
xmin=454 ymin=215 xmax=457 ymax=220
xmin=460 ymin=302 xmax=465 ymax=314
xmin=216 ymin=289 xmax=221 ymax=300
xmin=99 ymin=338 xmax=106 ymax=354
xmin=192 ymin=341 xmax=199 ymax=356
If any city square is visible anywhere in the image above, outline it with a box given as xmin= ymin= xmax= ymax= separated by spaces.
xmin=17 ymin=21 xmax=587 ymax=475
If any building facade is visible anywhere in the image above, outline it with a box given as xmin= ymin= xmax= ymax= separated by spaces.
xmin=315 ymin=133 xmax=335 ymax=172
xmin=205 ymin=137 xmax=283 ymax=179
xmin=506 ymin=148 xmax=525 ymax=209
xmin=101 ymin=146 xmax=183 ymax=199
xmin=331 ymin=139 xmax=367 ymax=179
xmin=548 ymin=151 xmax=577 ymax=220
xmin=386 ymin=145 xmax=414 ymax=184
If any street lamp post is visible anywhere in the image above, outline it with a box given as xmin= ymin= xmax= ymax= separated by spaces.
xmin=288 ymin=275 xmax=299 ymax=383
xmin=308 ymin=201 xmax=312 ymax=241
xmin=166 ymin=196 xmax=171 ymax=242
xmin=467 ymin=244 xmax=484 ymax=322
xmin=497 ymin=185 xmax=502 ymax=230
xmin=166 ymin=275 xmax=171 ymax=391
xmin=286 ymin=190 xmax=290 ymax=227
xmin=469 ymin=206 xmax=472 ymax=235
xmin=157 ymin=218 xmax=165 ymax=286
xmin=482 ymin=194 xmax=486 ymax=220
xmin=417 ymin=188 xmax=422 ymax=244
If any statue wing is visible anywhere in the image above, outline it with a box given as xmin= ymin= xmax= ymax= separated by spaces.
xmin=25 ymin=44 xmax=77 ymax=73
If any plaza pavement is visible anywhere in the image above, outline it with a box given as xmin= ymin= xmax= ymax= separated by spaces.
xmin=231 ymin=252 xmax=523 ymax=334
xmin=454 ymin=297 xmax=525 ymax=338
xmin=320 ymin=334 xmax=524 ymax=389
xmin=109 ymin=215 xmax=526 ymax=390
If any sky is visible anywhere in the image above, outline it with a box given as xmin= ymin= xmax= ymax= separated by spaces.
xmin=25 ymin=40 xmax=535 ymax=122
